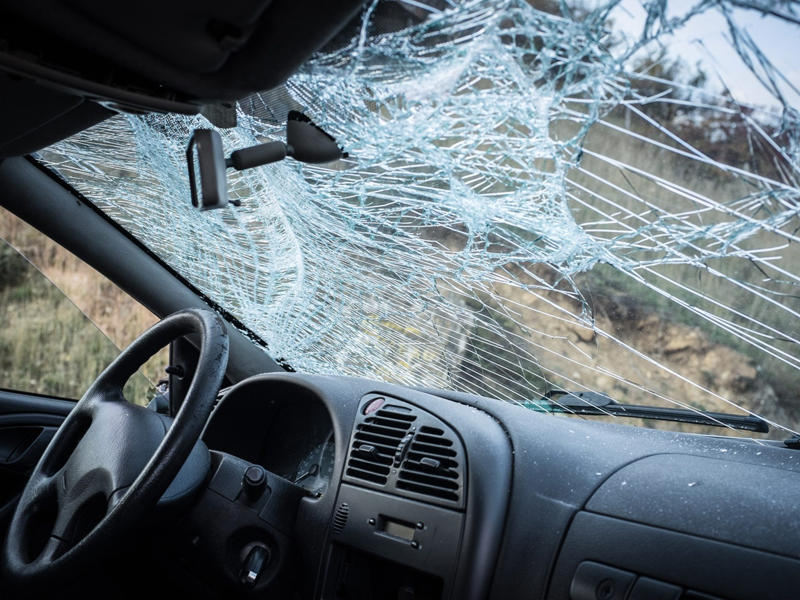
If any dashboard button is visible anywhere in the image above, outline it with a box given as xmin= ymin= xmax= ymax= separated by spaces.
xmin=629 ymin=577 xmax=681 ymax=600
xmin=570 ymin=561 xmax=635 ymax=600
xmin=363 ymin=397 xmax=385 ymax=414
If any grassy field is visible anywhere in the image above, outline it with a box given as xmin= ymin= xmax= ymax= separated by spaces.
xmin=564 ymin=108 xmax=800 ymax=412
xmin=426 ymin=108 xmax=800 ymax=436
xmin=0 ymin=208 xmax=165 ymax=405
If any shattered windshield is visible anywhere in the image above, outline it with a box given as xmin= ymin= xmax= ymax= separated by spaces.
xmin=39 ymin=0 xmax=800 ymax=438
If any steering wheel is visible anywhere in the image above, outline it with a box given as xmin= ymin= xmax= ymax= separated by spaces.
xmin=2 ymin=308 xmax=228 ymax=590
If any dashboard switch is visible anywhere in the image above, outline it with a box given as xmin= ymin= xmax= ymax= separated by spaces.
xmin=363 ymin=397 xmax=385 ymax=414
xmin=570 ymin=561 xmax=635 ymax=600
xmin=243 ymin=465 xmax=267 ymax=500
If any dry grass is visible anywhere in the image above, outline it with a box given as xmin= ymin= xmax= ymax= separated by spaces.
xmin=563 ymin=110 xmax=800 ymax=413
xmin=0 ymin=207 xmax=167 ymax=405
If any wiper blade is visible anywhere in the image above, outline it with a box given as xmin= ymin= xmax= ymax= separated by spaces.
xmin=525 ymin=390 xmax=769 ymax=433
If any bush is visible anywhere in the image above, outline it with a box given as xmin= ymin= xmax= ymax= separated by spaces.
xmin=0 ymin=242 xmax=28 ymax=292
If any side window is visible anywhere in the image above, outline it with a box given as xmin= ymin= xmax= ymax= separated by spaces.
xmin=0 ymin=207 xmax=167 ymax=405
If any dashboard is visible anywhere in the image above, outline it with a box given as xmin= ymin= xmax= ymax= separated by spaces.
xmin=184 ymin=372 xmax=800 ymax=600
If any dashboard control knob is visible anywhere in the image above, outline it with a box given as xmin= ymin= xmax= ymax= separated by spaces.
xmin=243 ymin=465 xmax=267 ymax=500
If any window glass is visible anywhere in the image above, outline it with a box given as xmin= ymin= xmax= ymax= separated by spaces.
xmin=0 ymin=207 xmax=167 ymax=404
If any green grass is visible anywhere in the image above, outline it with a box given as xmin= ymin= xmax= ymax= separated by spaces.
xmin=0 ymin=242 xmax=155 ymax=404
xmin=563 ymin=111 xmax=800 ymax=410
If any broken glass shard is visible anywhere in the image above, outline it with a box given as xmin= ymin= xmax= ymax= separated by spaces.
xmin=38 ymin=0 xmax=800 ymax=438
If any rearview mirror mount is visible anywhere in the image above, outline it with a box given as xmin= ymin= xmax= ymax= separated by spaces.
xmin=186 ymin=111 xmax=345 ymax=211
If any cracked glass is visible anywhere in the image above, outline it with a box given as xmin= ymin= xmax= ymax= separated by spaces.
xmin=39 ymin=0 xmax=800 ymax=438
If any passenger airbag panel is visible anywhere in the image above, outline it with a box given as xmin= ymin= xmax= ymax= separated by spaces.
xmin=585 ymin=453 xmax=800 ymax=558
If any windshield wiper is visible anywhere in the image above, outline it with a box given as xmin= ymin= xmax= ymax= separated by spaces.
xmin=525 ymin=390 xmax=769 ymax=433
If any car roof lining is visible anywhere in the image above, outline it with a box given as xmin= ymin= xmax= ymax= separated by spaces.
xmin=0 ymin=0 xmax=367 ymax=157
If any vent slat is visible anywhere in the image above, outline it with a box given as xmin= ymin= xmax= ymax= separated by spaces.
xmin=415 ymin=433 xmax=452 ymax=446
xmin=409 ymin=441 xmax=457 ymax=457
xmin=419 ymin=426 xmax=444 ymax=435
xmin=352 ymin=436 xmax=397 ymax=453
xmin=403 ymin=460 xmax=459 ymax=478
xmin=398 ymin=470 xmax=459 ymax=489
xmin=365 ymin=416 xmax=412 ymax=430
xmin=345 ymin=467 xmax=387 ymax=484
xmin=359 ymin=423 xmax=408 ymax=439
xmin=396 ymin=480 xmax=459 ymax=501
xmin=352 ymin=449 xmax=393 ymax=464
xmin=376 ymin=409 xmax=416 ymax=422
xmin=354 ymin=430 xmax=406 ymax=447
xmin=348 ymin=458 xmax=391 ymax=474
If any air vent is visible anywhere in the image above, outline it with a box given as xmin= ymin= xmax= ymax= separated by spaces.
xmin=344 ymin=403 xmax=416 ymax=485
xmin=398 ymin=426 xmax=461 ymax=502
xmin=344 ymin=395 xmax=466 ymax=509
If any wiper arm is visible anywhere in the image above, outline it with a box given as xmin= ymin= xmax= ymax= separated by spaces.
xmin=525 ymin=390 xmax=769 ymax=433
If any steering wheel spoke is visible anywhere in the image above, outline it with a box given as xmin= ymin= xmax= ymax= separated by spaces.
xmin=2 ymin=308 xmax=228 ymax=590
xmin=35 ymin=536 xmax=66 ymax=569
xmin=49 ymin=499 xmax=79 ymax=546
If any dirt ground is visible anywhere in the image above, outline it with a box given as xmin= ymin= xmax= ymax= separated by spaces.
xmin=494 ymin=275 xmax=799 ymax=437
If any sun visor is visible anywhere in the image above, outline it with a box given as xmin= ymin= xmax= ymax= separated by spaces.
xmin=0 ymin=0 xmax=366 ymax=155
xmin=0 ymin=73 xmax=113 ymax=158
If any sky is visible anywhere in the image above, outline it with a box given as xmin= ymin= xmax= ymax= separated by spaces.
xmin=606 ymin=0 xmax=800 ymax=111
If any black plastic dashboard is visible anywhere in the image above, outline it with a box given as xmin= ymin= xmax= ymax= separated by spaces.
xmin=192 ymin=372 xmax=800 ymax=600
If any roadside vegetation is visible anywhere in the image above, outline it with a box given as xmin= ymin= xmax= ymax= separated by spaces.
xmin=0 ymin=208 xmax=165 ymax=405
xmin=445 ymin=55 xmax=800 ymax=435
xmin=567 ymin=98 xmax=800 ymax=425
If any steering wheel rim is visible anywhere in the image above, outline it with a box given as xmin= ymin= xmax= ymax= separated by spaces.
xmin=2 ymin=307 xmax=229 ymax=589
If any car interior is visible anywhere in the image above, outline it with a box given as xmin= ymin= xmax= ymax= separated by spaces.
xmin=1 ymin=1 xmax=799 ymax=599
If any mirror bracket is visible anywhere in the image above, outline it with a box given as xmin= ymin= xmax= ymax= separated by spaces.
xmin=186 ymin=111 xmax=345 ymax=211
